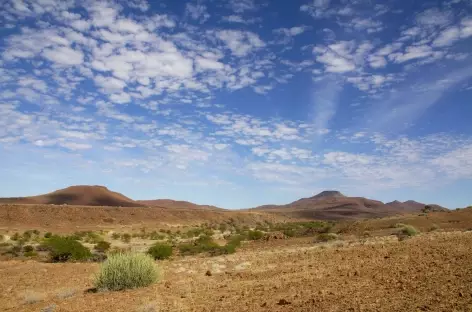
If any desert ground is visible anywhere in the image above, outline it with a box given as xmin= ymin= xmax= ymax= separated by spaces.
xmin=1 ymin=205 xmax=472 ymax=312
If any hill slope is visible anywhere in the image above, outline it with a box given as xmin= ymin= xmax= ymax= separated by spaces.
xmin=137 ymin=199 xmax=223 ymax=210
xmin=252 ymin=190 xmax=447 ymax=220
xmin=0 ymin=185 xmax=143 ymax=207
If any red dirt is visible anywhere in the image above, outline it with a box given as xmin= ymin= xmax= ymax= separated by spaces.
xmin=0 ymin=204 xmax=290 ymax=232
xmin=137 ymin=199 xmax=222 ymax=210
xmin=1 ymin=231 xmax=471 ymax=311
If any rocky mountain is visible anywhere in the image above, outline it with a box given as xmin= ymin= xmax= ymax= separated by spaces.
xmin=0 ymin=185 xmax=143 ymax=207
xmin=252 ymin=190 xmax=448 ymax=220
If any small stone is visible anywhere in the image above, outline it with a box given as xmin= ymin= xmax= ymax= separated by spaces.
xmin=277 ymin=299 xmax=291 ymax=305
xmin=261 ymin=302 xmax=267 ymax=307
xmin=205 ymin=270 xmax=212 ymax=276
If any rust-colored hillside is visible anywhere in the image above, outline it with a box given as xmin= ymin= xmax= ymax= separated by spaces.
xmin=137 ymin=199 xmax=223 ymax=210
xmin=252 ymin=191 xmax=448 ymax=220
xmin=0 ymin=185 xmax=143 ymax=207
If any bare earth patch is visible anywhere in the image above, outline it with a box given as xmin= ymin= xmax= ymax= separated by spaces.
xmin=0 ymin=231 xmax=472 ymax=311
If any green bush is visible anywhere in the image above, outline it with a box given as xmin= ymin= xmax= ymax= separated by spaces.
xmin=208 ymin=244 xmax=236 ymax=256
xmin=11 ymin=233 xmax=20 ymax=241
xmin=111 ymin=233 xmax=121 ymax=240
xmin=84 ymin=232 xmax=102 ymax=244
xmin=226 ymin=235 xmax=244 ymax=247
xmin=94 ymin=241 xmax=111 ymax=253
xmin=400 ymin=225 xmax=419 ymax=237
xmin=8 ymin=245 xmax=22 ymax=256
xmin=44 ymin=236 xmax=92 ymax=262
xmin=94 ymin=253 xmax=159 ymax=291
xmin=247 ymin=230 xmax=264 ymax=240
xmin=24 ymin=251 xmax=37 ymax=257
xmin=44 ymin=232 xmax=52 ymax=238
xmin=317 ymin=233 xmax=338 ymax=242
xmin=147 ymin=243 xmax=173 ymax=260
xmin=23 ymin=245 xmax=34 ymax=253
xmin=121 ymin=233 xmax=131 ymax=243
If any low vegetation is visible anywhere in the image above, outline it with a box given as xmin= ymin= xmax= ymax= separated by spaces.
xmin=147 ymin=243 xmax=173 ymax=260
xmin=94 ymin=252 xmax=159 ymax=291
xmin=42 ymin=236 xmax=92 ymax=262
xmin=399 ymin=225 xmax=419 ymax=237
xmin=317 ymin=233 xmax=338 ymax=242
xmin=94 ymin=241 xmax=111 ymax=253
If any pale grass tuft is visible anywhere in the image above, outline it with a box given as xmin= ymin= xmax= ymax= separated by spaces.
xmin=56 ymin=288 xmax=76 ymax=299
xmin=95 ymin=252 xmax=159 ymax=291
xmin=23 ymin=291 xmax=45 ymax=304
xmin=136 ymin=301 xmax=159 ymax=312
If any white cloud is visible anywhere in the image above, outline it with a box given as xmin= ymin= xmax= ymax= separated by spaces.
xmin=416 ymin=8 xmax=453 ymax=27
xmin=274 ymin=26 xmax=309 ymax=37
xmin=433 ymin=27 xmax=460 ymax=47
xmin=313 ymin=43 xmax=356 ymax=73
xmin=222 ymin=15 xmax=259 ymax=24
xmin=94 ymin=75 xmax=126 ymax=92
xmin=42 ymin=46 xmax=84 ymax=66
xmin=390 ymin=45 xmax=435 ymax=63
xmin=229 ymin=0 xmax=257 ymax=13
xmin=185 ymin=4 xmax=210 ymax=23
xmin=216 ymin=30 xmax=265 ymax=57
xmin=196 ymin=57 xmax=225 ymax=71
xmin=460 ymin=17 xmax=472 ymax=38
xmin=60 ymin=142 xmax=92 ymax=150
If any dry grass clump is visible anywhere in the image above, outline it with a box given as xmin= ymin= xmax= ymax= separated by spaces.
xmin=94 ymin=252 xmax=159 ymax=291
xmin=23 ymin=291 xmax=45 ymax=304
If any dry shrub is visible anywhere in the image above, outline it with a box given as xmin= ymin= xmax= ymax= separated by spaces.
xmin=94 ymin=252 xmax=159 ymax=291
xmin=23 ymin=291 xmax=44 ymax=304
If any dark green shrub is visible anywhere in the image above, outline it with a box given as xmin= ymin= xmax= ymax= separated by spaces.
xmin=9 ymin=245 xmax=22 ymax=256
xmin=247 ymin=230 xmax=264 ymax=240
xmin=317 ymin=233 xmax=338 ymax=242
xmin=219 ymin=223 xmax=228 ymax=232
xmin=283 ymin=229 xmax=296 ymax=237
xmin=23 ymin=245 xmax=34 ymax=253
xmin=11 ymin=233 xmax=20 ymax=241
xmin=44 ymin=232 xmax=52 ymax=238
xmin=147 ymin=243 xmax=173 ymax=260
xmin=121 ymin=233 xmax=131 ymax=243
xmin=226 ymin=235 xmax=244 ymax=247
xmin=149 ymin=231 xmax=165 ymax=240
xmin=24 ymin=251 xmax=37 ymax=257
xmin=111 ymin=233 xmax=121 ymax=240
xmin=23 ymin=231 xmax=33 ymax=240
xmin=84 ymin=232 xmax=102 ymax=244
xmin=94 ymin=241 xmax=111 ymax=253
xmin=94 ymin=253 xmax=159 ymax=291
xmin=44 ymin=236 xmax=92 ymax=262
xmin=208 ymin=244 xmax=236 ymax=256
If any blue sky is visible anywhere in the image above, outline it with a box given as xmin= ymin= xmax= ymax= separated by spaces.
xmin=1 ymin=0 xmax=472 ymax=209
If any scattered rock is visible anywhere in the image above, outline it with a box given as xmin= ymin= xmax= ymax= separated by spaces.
xmin=205 ymin=270 xmax=212 ymax=276
xmin=263 ymin=231 xmax=286 ymax=241
xmin=261 ymin=302 xmax=267 ymax=307
xmin=41 ymin=304 xmax=56 ymax=312
xmin=277 ymin=299 xmax=291 ymax=305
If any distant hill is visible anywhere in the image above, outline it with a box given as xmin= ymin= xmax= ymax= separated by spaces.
xmin=0 ymin=186 xmax=448 ymax=220
xmin=137 ymin=199 xmax=224 ymax=210
xmin=386 ymin=200 xmax=447 ymax=212
xmin=252 ymin=190 xmax=448 ymax=220
xmin=0 ymin=185 xmax=143 ymax=207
